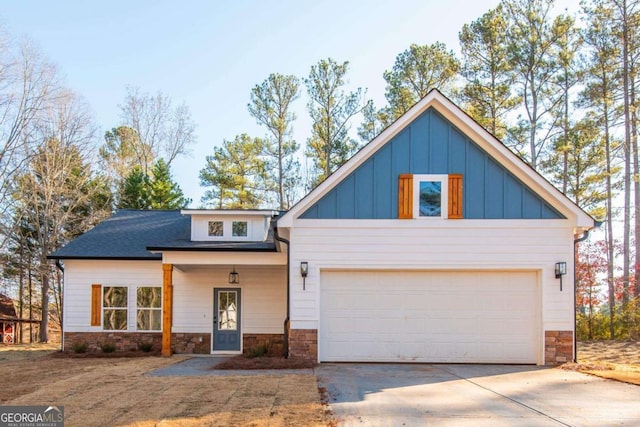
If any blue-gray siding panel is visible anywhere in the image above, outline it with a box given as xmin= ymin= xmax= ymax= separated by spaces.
xmin=356 ymin=159 xmax=375 ymax=218
xmin=300 ymin=108 xmax=564 ymax=220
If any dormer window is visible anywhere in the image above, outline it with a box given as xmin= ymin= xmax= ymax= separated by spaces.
xmin=182 ymin=209 xmax=278 ymax=242
xmin=232 ymin=221 xmax=248 ymax=237
xmin=208 ymin=221 xmax=223 ymax=237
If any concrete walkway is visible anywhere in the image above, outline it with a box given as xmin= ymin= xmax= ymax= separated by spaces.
xmin=147 ymin=356 xmax=314 ymax=376
xmin=316 ymin=364 xmax=640 ymax=426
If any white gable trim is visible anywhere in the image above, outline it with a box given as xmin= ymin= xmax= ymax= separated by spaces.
xmin=278 ymin=90 xmax=594 ymax=231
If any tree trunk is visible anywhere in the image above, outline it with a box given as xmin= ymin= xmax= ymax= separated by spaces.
xmin=603 ymin=85 xmax=616 ymax=340
xmin=621 ymin=0 xmax=632 ymax=316
xmin=28 ymin=262 xmax=33 ymax=343
xmin=40 ymin=270 xmax=49 ymax=343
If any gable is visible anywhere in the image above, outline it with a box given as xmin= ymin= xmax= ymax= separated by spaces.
xmin=300 ymin=108 xmax=564 ymax=220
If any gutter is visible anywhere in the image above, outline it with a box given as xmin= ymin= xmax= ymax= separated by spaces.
xmin=273 ymin=226 xmax=290 ymax=359
xmin=572 ymin=223 xmax=599 ymax=362
xmin=54 ymin=259 xmax=65 ymax=353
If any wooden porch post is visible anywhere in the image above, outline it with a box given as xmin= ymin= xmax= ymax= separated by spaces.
xmin=162 ymin=264 xmax=173 ymax=356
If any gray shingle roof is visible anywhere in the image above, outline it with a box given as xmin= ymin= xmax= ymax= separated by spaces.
xmin=49 ymin=209 xmax=279 ymax=260
xmin=49 ymin=210 xmax=189 ymax=260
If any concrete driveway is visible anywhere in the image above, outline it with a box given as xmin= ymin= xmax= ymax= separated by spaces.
xmin=316 ymin=364 xmax=640 ymax=426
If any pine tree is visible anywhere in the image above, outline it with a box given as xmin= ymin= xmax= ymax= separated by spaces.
xmin=149 ymin=159 xmax=190 ymax=209
xmin=305 ymin=58 xmax=364 ymax=186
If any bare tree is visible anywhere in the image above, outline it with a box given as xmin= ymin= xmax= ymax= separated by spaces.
xmin=118 ymin=86 xmax=196 ymax=175
xmin=15 ymin=89 xmax=111 ymax=342
xmin=0 ymin=31 xmax=60 ymax=249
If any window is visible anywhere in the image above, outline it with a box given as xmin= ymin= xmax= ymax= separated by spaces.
xmin=217 ymin=290 xmax=238 ymax=331
xmin=103 ymin=286 xmax=127 ymax=330
xmin=208 ymin=221 xmax=223 ymax=236
xmin=413 ymin=175 xmax=448 ymax=219
xmin=137 ymin=287 xmax=162 ymax=331
xmin=232 ymin=221 xmax=248 ymax=237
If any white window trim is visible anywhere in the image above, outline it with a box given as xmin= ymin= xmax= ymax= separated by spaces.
xmin=412 ymin=174 xmax=448 ymax=219
xmin=202 ymin=219 xmax=252 ymax=241
xmin=231 ymin=220 xmax=249 ymax=239
xmin=102 ymin=285 xmax=129 ymax=332
xmin=207 ymin=220 xmax=224 ymax=237
xmin=101 ymin=285 xmax=164 ymax=332
xmin=135 ymin=286 xmax=163 ymax=332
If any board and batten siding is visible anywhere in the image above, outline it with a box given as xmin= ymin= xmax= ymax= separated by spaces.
xmin=64 ymin=260 xmax=286 ymax=336
xmin=286 ymin=219 xmax=575 ymax=333
xmin=300 ymin=108 xmax=564 ymax=220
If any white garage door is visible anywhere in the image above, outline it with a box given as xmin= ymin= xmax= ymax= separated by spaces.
xmin=320 ymin=270 xmax=539 ymax=364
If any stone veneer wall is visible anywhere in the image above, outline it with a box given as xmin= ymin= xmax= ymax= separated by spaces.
xmin=64 ymin=332 xmax=162 ymax=352
xmin=243 ymin=333 xmax=284 ymax=356
xmin=545 ymin=330 xmax=573 ymax=365
xmin=64 ymin=332 xmax=285 ymax=355
xmin=172 ymin=333 xmax=211 ymax=354
xmin=288 ymin=329 xmax=317 ymax=360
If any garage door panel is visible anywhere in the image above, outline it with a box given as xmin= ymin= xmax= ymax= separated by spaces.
xmin=320 ymin=270 xmax=539 ymax=364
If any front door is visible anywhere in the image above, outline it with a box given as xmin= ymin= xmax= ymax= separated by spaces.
xmin=213 ymin=288 xmax=241 ymax=351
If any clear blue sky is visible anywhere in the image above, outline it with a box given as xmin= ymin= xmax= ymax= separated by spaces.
xmin=1 ymin=0 xmax=579 ymax=205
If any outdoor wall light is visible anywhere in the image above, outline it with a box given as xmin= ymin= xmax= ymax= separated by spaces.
xmin=228 ymin=266 xmax=240 ymax=284
xmin=555 ymin=261 xmax=567 ymax=291
xmin=300 ymin=262 xmax=309 ymax=290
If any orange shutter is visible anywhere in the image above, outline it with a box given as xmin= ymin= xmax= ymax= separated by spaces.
xmin=398 ymin=174 xmax=413 ymax=219
xmin=91 ymin=284 xmax=101 ymax=326
xmin=448 ymin=174 xmax=463 ymax=219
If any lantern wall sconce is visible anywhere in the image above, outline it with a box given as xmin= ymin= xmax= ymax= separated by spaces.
xmin=228 ymin=266 xmax=240 ymax=284
xmin=555 ymin=261 xmax=567 ymax=291
xmin=300 ymin=262 xmax=309 ymax=290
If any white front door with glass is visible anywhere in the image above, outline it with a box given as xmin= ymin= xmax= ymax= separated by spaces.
xmin=213 ymin=288 xmax=241 ymax=352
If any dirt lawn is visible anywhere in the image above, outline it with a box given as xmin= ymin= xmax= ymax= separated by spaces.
xmin=573 ymin=341 xmax=640 ymax=385
xmin=0 ymin=345 xmax=328 ymax=427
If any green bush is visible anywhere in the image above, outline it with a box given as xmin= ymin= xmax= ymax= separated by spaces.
xmin=246 ymin=343 xmax=270 ymax=358
xmin=139 ymin=342 xmax=154 ymax=353
xmin=71 ymin=342 xmax=88 ymax=353
xmin=100 ymin=342 xmax=116 ymax=353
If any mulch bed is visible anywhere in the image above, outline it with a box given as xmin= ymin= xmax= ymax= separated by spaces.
xmin=213 ymin=355 xmax=317 ymax=370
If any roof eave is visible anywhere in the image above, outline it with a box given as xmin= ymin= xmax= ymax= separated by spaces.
xmin=46 ymin=255 xmax=161 ymax=261
xmin=146 ymin=246 xmax=276 ymax=253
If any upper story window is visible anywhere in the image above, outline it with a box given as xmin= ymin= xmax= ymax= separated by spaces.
xmin=232 ymin=221 xmax=248 ymax=237
xmin=183 ymin=209 xmax=277 ymax=241
xmin=399 ymin=174 xmax=463 ymax=220
xmin=208 ymin=221 xmax=223 ymax=237
xmin=413 ymin=174 xmax=448 ymax=219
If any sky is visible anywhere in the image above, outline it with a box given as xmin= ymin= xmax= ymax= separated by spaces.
xmin=1 ymin=0 xmax=581 ymax=206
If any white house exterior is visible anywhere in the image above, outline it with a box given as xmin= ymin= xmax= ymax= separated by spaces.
xmin=278 ymin=90 xmax=594 ymax=365
xmin=50 ymin=90 xmax=594 ymax=365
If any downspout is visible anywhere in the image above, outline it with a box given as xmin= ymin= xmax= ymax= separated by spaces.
xmin=54 ymin=259 xmax=64 ymax=352
xmin=573 ymin=224 xmax=598 ymax=362
xmin=273 ymin=226 xmax=290 ymax=358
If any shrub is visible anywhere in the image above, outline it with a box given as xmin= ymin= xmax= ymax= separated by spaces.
xmin=100 ymin=342 xmax=116 ymax=353
xmin=71 ymin=342 xmax=88 ymax=353
xmin=246 ymin=342 xmax=270 ymax=358
xmin=139 ymin=342 xmax=154 ymax=353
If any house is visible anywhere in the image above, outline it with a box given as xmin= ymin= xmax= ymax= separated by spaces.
xmin=0 ymin=294 xmax=18 ymax=344
xmin=49 ymin=90 xmax=595 ymax=365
